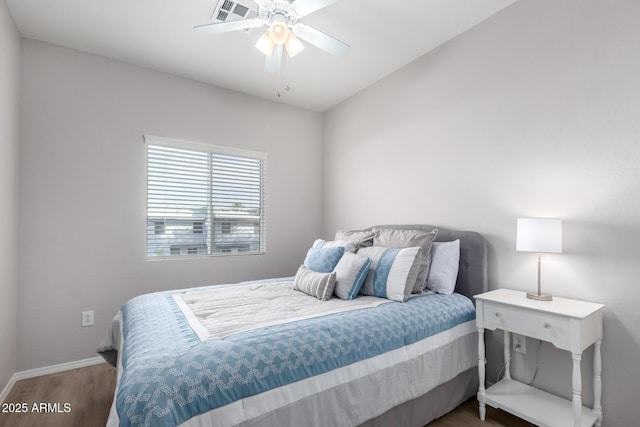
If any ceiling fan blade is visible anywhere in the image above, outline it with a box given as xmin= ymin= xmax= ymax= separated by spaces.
xmin=265 ymin=45 xmax=283 ymax=73
xmin=193 ymin=18 xmax=263 ymax=34
xmin=291 ymin=0 xmax=339 ymax=17
xmin=292 ymin=23 xmax=349 ymax=57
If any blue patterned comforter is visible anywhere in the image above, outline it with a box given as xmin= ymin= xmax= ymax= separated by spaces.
xmin=114 ymin=283 xmax=475 ymax=427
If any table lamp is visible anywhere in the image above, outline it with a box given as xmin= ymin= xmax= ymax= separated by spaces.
xmin=516 ymin=218 xmax=562 ymax=301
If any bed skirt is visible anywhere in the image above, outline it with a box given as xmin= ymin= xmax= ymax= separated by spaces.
xmin=360 ymin=367 xmax=477 ymax=427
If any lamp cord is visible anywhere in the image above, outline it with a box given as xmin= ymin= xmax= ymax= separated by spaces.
xmin=523 ymin=339 xmax=543 ymax=385
xmin=495 ymin=339 xmax=543 ymax=385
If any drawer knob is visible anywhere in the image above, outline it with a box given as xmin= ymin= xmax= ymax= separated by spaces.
xmin=544 ymin=322 xmax=552 ymax=329
xmin=495 ymin=312 xmax=502 ymax=318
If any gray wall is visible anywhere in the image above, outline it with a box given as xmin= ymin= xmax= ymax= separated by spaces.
xmin=323 ymin=0 xmax=640 ymax=426
xmin=18 ymin=39 xmax=323 ymax=370
xmin=0 ymin=1 xmax=20 ymax=393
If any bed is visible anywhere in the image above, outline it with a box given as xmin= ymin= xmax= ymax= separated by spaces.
xmin=99 ymin=224 xmax=487 ymax=427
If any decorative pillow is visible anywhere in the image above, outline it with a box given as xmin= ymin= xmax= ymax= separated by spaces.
xmin=357 ymin=246 xmax=422 ymax=302
xmin=333 ymin=252 xmax=372 ymax=300
xmin=303 ymin=246 xmax=345 ymax=273
xmin=335 ymin=229 xmax=375 ymax=248
xmin=373 ymin=228 xmax=438 ymax=293
xmin=293 ymin=265 xmax=336 ymax=301
xmin=426 ymin=240 xmax=461 ymax=294
xmin=312 ymin=238 xmax=358 ymax=253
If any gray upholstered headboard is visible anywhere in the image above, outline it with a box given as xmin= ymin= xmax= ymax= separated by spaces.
xmin=367 ymin=225 xmax=488 ymax=303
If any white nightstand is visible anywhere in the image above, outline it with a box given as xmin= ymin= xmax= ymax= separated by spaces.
xmin=474 ymin=289 xmax=604 ymax=427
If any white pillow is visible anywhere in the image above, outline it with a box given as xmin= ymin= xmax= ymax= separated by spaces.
xmin=425 ymin=240 xmax=460 ymax=294
xmin=357 ymin=246 xmax=422 ymax=302
xmin=333 ymin=252 xmax=371 ymax=300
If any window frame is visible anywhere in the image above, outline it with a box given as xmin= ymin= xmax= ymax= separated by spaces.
xmin=144 ymin=135 xmax=267 ymax=260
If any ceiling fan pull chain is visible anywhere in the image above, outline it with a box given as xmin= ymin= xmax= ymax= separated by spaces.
xmin=276 ymin=56 xmax=282 ymax=97
xmin=284 ymin=54 xmax=291 ymax=94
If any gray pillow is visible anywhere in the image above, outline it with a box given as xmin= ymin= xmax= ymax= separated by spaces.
xmin=372 ymin=228 xmax=438 ymax=293
xmin=333 ymin=252 xmax=371 ymax=300
xmin=335 ymin=229 xmax=375 ymax=248
xmin=312 ymin=238 xmax=358 ymax=253
xmin=293 ymin=265 xmax=336 ymax=301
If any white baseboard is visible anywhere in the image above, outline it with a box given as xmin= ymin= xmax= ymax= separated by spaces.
xmin=0 ymin=356 xmax=105 ymax=403
xmin=15 ymin=356 xmax=105 ymax=381
xmin=1 ymin=356 xmax=106 ymax=402
xmin=0 ymin=373 xmax=17 ymax=404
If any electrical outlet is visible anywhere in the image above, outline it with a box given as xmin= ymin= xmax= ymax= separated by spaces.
xmin=81 ymin=311 xmax=94 ymax=327
xmin=512 ymin=334 xmax=526 ymax=354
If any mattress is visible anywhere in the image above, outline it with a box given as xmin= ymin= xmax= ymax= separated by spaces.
xmin=101 ymin=279 xmax=477 ymax=427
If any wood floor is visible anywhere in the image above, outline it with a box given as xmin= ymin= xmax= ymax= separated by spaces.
xmin=0 ymin=363 xmax=115 ymax=427
xmin=0 ymin=363 xmax=533 ymax=427
xmin=428 ymin=399 xmax=534 ymax=427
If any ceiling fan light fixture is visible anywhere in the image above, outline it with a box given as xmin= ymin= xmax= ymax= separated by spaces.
xmin=195 ymin=0 xmax=351 ymax=71
xmin=268 ymin=20 xmax=289 ymax=45
xmin=284 ymin=33 xmax=304 ymax=58
xmin=255 ymin=31 xmax=275 ymax=56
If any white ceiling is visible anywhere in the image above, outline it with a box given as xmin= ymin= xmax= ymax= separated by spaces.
xmin=5 ymin=0 xmax=516 ymax=112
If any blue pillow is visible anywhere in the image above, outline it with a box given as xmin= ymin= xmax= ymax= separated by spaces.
xmin=303 ymin=246 xmax=345 ymax=273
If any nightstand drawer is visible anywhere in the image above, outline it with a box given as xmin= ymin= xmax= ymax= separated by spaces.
xmin=483 ymin=302 xmax=571 ymax=350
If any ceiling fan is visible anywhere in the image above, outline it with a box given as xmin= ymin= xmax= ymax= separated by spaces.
xmin=194 ymin=0 xmax=349 ymax=73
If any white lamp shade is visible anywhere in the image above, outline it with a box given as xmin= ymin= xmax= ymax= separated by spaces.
xmin=255 ymin=32 xmax=275 ymax=56
xmin=516 ymin=218 xmax=562 ymax=253
xmin=285 ymin=33 xmax=304 ymax=58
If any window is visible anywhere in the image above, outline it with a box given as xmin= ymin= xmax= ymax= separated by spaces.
xmin=154 ymin=220 xmax=165 ymax=235
xmin=146 ymin=135 xmax=266 ymax=258
xmin=193 ymin=221 xmax=204 ymax=234
xmin=221 ymin=222 xmax=231 ymax=235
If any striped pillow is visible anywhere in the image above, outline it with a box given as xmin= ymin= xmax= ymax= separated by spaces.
xmin=357 ymin=246 xmax=422 ymax=302
xmin=293 ymin=265 xmax=337 ymax=301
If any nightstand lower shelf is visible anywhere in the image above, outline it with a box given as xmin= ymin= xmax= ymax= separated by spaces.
xmin=484 ymin=379 xmax=598 ymax=427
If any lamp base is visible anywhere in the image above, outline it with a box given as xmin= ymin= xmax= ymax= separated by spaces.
xmin=527 ymin=291 xmax=553 ymax=301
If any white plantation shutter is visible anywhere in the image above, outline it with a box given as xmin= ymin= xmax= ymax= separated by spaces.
xmin=145 ymin=135 xmax=266 ymax=258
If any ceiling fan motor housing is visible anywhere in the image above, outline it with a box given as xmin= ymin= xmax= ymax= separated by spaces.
xmin=258 ymin=1 xmax=299 ymax=28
